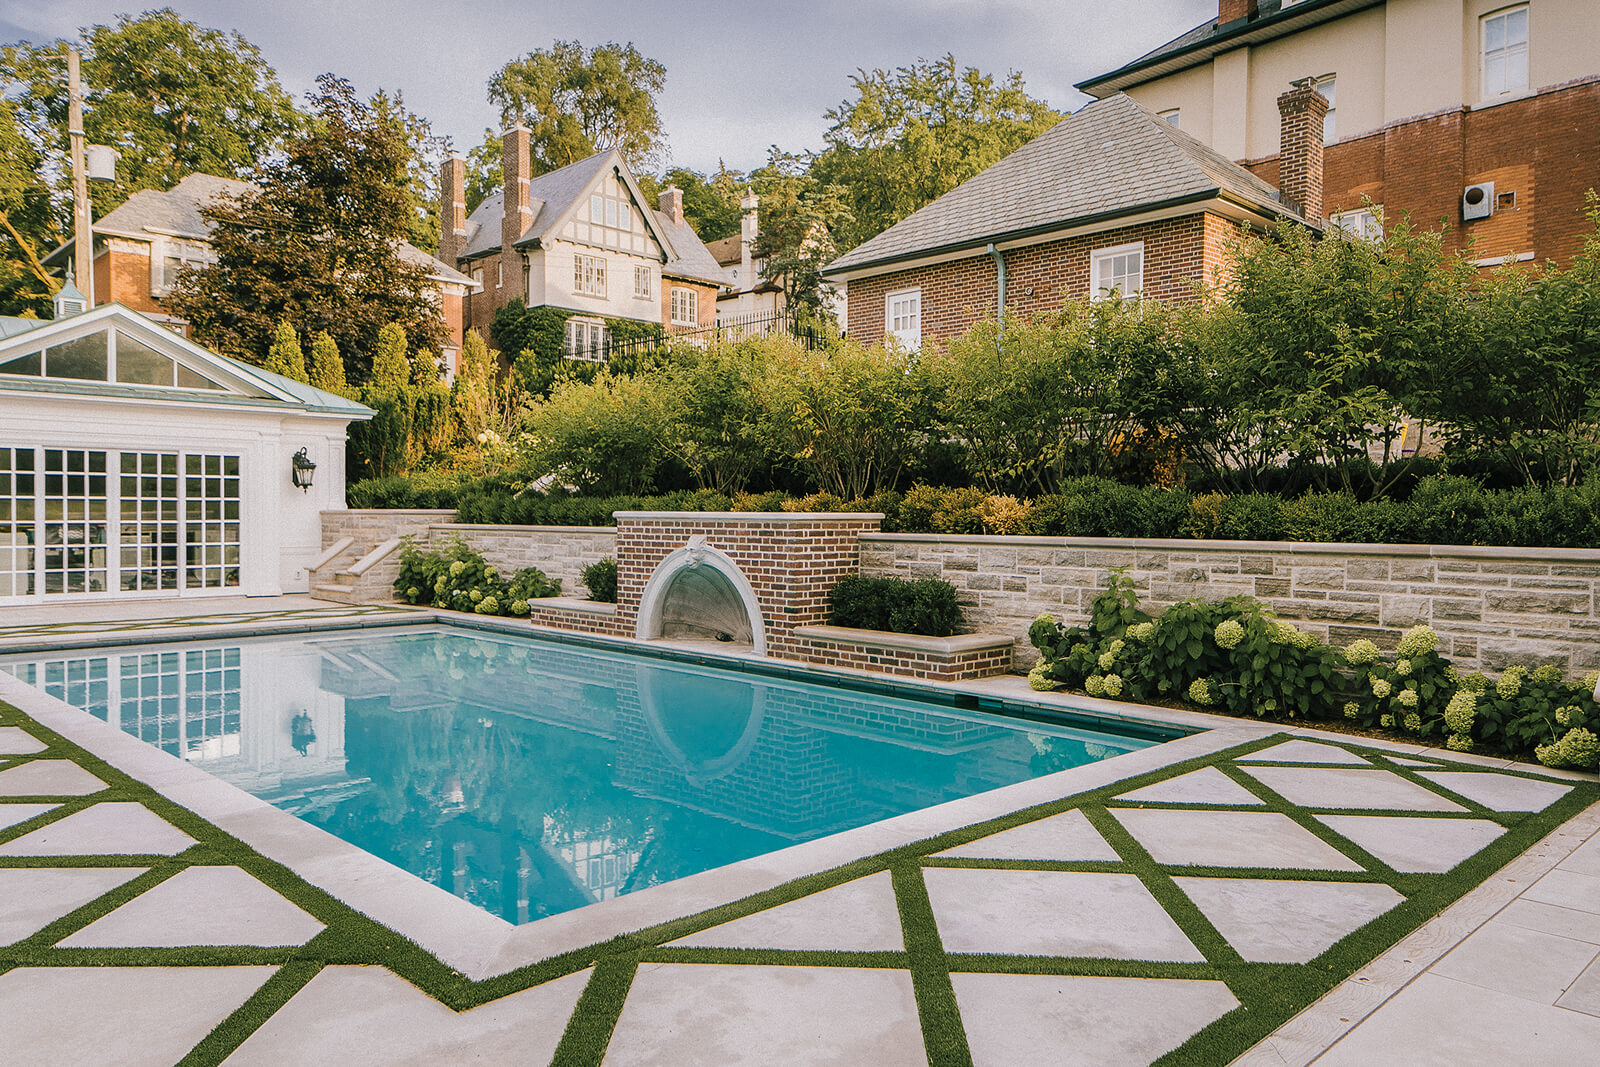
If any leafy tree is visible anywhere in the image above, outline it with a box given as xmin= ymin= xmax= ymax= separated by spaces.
xmin=521 ymin=370 xmax=671 ymax=495
xmin=167 ymin=75 xmax=447 ymax=380
xmin=812 ymin=55 xmax=1061 ymax=248
xmin=462 ymin=129 xmax=501 ymax=214
xmin=657 ymin=164 xmax=746 ymax=242
xmin=452 ymin=330 xmax=493 ymax=445
xmin=308 ymin=331 xmax=347 ymax=393
xmin=368 ymin=88 xmax=447 ymax=253
xmin=748 ymin=149 xmax=853 ymax=318
xmin=486 ymin=40 xmax=667 ymax=175
xmin=658 ymin=341 xmax=772 ymax=494
xmin=262 ymin=321 xmax=308 ymax=382
xmin=0 ymin=8 xmax=299 ymax=220
xmin=0 ymin=97 xmax=56 ymax=314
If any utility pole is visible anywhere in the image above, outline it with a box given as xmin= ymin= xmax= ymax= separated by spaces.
xmin=66 ymin=46 xmax=93 ymax=305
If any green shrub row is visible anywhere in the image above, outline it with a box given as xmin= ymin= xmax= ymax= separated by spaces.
xmin=393 ymin=535 xmax=560 ymax=616
xmin=355 ymin=474 xmax=1600 ymax=548
xmin=580 ymin=557 xmax=618 ymax=603
xmin=828 ymin=575 xmax=964 ymax=637
xmin=1029 ymin=572 xmax=1600 ymax=770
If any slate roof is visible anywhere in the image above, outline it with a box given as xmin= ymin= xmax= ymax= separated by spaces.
xmin=458 ymin=149 xmax=727 ymax=287
xmin=823 ymin=93 xmax=1301 ymax=277
xmin=44 ymin=174 xmax=473 ymax=287
xmin=705 ymin=234 xmax=742 ymax=267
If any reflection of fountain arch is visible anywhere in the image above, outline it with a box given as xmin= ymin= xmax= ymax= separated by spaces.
xmin=635 ymin=663 xmax=767 ymax=786
xmin=635 ymin=540 xmax=766 ymax=654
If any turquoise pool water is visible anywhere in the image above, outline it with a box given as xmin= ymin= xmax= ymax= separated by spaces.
xmin=1 ymin=625 xmax=1175 ymax=924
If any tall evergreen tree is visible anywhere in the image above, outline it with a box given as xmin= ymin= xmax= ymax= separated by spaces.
xmin=262 ymin=321 xmax=308 ymax=383
xmin=308 ymin=330 xmax=347 ymax=393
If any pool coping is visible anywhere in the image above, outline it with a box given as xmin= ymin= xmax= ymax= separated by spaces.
xmin=2 ymin=609 xmax=1594 ymax=989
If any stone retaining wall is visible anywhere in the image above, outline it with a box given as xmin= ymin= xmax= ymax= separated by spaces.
xmin=859 ymin=535 xmax=1600 ymax=675
xmin=445 ymin=524 xmax=616 ymax=600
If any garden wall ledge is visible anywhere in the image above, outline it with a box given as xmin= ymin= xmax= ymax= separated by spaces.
xmin=858 ymin=533 xmax=1600 ymax=562
xmin=525 ymin=596 xmax=616 ymax=616
xmin=790 ymin=624 xmax=1013 ymax=655
xmin=612 ymin=511 xmax=886 ymax=522
xmin=434 ymin=523 xmax=622 ymax=536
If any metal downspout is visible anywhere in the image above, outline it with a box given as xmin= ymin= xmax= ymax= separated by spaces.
xmin=987 ymin=243 xmax=1006 ymax=341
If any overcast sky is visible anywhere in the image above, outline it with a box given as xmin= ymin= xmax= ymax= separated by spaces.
xmin=0 ymin=0 xmax=1217 ymax=174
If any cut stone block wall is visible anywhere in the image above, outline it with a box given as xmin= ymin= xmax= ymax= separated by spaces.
xmin=859 ymin=534 xmax=1600 ymax=676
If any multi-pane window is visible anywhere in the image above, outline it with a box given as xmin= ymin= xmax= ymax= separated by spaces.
xmin=0 ymin=327 xmax=223 ymax=390
xmin=590 ymin=194 xmax=633 ymax=231
xmin=574 ymin=254 xmax=606 ymax=297
xmin=184 ymin=647 xmax=242 ymax=761
xmin=1331 ymin=207 xmax=1383 ymax=241
xmin=564 ymin=317 xmax=607 ymax=362
xmin=0 ymin=446 xmax=240 ymax=600
xmin=1091 ymin=243 xmax=1144 ymax=302
xmin=886 ymin=289 xmax=922 ymax=351
xmin=125 ymin=651 xmax=183 ymax=755
xmin=1314 ymin=75 xmax=1336 ymax=144
xmin=1482 ymin=6 xmax=1529 ymax=98
xmin=634 ymin=265 xmax=652 ymax=299
xmin=670 ymin=287 xmax=698 ymax=326
xmin=1159 ymin=109 xmax=1181 ymax=128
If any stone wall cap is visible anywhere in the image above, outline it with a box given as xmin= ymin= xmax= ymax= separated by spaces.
xmin=858 ymin=532 xmax=1600 ymax=561
xmin=322 ymin=508 xmax=458 ymax=517
xmin=792 ymin=623 xmax=1012 ymax=655
xmin=437 ymin=523 xmax=618 ymax=536
xmin=526 ymin=596 xmax=617 ymax=616
xmin=613 ymin=511 xmax=885 ymax=522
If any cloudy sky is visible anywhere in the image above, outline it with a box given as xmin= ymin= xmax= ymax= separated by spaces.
xmin=0 ymin=0 xmax=1217 ymax=174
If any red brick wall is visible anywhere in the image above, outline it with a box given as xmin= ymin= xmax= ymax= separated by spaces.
xmin=95 ymin=247 xmax=163 ymax=314
xmin=661 ymin=278 xmax=718 ymax=330
xmin=792 ymin=633 xmax=1013 ymax=681
xmin=1246 ymin=79 xmax=1600 ymax=265
xmin=613 ymin=514 xmax=881 ymax=662
xmin=845 ymin=213 xmax=1219 ymax=347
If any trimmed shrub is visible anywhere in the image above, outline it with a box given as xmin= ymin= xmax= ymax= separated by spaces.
xmin=828 ymin=575 xmax=963 ymax=637
xmin=393 ymin=535 xmax=558 ymax=616
xmin=580 ymin=557 xmax=618 ymax=603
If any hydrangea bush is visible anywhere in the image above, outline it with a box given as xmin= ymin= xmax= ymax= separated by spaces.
xmin=393 ymin=534 xmax=560 ymax=617
xmin=1029 ymin=570 xmax=1600 ymax=771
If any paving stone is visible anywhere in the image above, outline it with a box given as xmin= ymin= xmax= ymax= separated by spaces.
xmin=1112 ymin=809 xmax=1364 ymax=872
xmin=1557 ymin=955 xmax=1600 ymax=1019
xmin=0 ymin=802 xmax=56 ymax=833
xmin=0 ymin=966 xmax=276 ymax=1067
xmin=1562 ymin=835 xmax=1600 ymax=878
xmin=923 ymin=868 xmax=1203 ymax=961
xmin=1315 ymin=973 xmax=1600 ymax=1065
xmin=1431 ymin=921 xmax=1600 ymax=1004
xmin=1115 ymin=767 xmax=1264 ymax=807
xmin=1237 ymin=740 xmax=1370 ymax=765
xmin=0 ymin=760 xmax=107 ymax=797
xmin=1389 ymin=757 xmax=1443 ymax=768
xmin=1523 ymin=869 xmax=1600 ymax=915
xmin=934 ymin=809 xmax=1120 ymax=862
xmin=603 ymin=964 xmax=925 ymax=1066
xmin=1417 ymin=771 xmax=1573 ymax=812
xmin=669 ymin=872 xmax=901 ymax=952
xmin=1315 ymin=815 xmax=1506 ymax=873
xmin=1498 ymin=899 xmax=1600 ymax=946
xmin=1173 ymin=877 xmax=1404 ymax=963
xmin=0 ymin=867 xmax=148 ymax=945
xmin=949 ymin=972 xmax=1239 ymax=1066
xmin=0 ymin=726 xmax=46 ymax=754
xmin=1240 ymin=766 xmax=1468 ymax=812
xmin=60 ymin=866 xmax=325 ymax=948
xmin=225 ymin=965 xmax=589 ymax=1067
xmin=0 ymin=802 xmax=196 ymax=857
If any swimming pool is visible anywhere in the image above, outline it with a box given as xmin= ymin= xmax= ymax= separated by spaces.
xmin=0 ymin=625 xmax=1178 ymax=925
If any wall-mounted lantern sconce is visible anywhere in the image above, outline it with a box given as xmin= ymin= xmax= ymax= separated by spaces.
xmin=291 ymin=447 xmax=317 ymax=492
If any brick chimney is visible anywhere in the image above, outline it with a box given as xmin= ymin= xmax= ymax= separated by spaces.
xmin=438 ymin=154 xmax=466 ymax=265
xmin=659 ymin=185 xmax=684 ymax=225
xmin=1277 ymin=79 xmax=1330 ymax=224
xmin=501 ymin=125 xmax=532 ymax=295
xmin=1219 ymin=0 xmax=1258 ymax=27
xmin=739 ymin=187 xmax=758 ymax=287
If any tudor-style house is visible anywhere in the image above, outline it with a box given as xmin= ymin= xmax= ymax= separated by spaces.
xmin=708 ymin=189 xmax=787 ymax=325
xmin=1080 ymin=0 xmax=1600 ymax=266
xmin=42 ymin=173 xmax=477 ymax=373
xmin=822 ymin=90 xmax=1320 ymax=350
xmin=438 ymin=128 xmax=728 ymax=360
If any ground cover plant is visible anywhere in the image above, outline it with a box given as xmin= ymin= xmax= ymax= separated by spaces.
xmin=1028 ymin=571 xmax=1600 ymax=772
xmin=2 ymin=694 xmax=1593 ymax=1065
xmin=392 ymin=534 xmax=559 ymax=616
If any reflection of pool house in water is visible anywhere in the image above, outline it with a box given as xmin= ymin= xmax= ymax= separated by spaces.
xmin=0 ymin=293 xmax=370 ymax=604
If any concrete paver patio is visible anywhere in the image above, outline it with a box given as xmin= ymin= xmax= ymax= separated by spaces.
xmin=0 ymin=602 xmax=1597 ymax=1065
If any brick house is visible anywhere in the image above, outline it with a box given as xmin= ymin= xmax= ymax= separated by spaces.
xmin=438 ymin=128 xmax=728 ymax=358
xmin=1080 ymin=0 xmax=1600 ymax=266
xmin=823 ymin=92 xmax=1314 ymax=350
xmin=42 ymin=173 xmax=477 ymax=371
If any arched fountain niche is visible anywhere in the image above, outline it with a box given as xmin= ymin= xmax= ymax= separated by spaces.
xmin=635 ymin=536 xmax=766 ymax=654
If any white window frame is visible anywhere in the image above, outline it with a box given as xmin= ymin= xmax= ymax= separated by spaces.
xmin=1090 ymin=242 xmax=1144 ymax=303
xmin=573 ymin=254 xmax=606 ymax=297
xmin=670 ymin=286 xmax=698 ymax=326
xmin=1330 ymin=207 xmax=1383 ymax=242
xmin=1481 ymin=5 xmax=1529 ymax=99
xmin=1158 ymin=108 xmax=1180 ymax=128
xmin=590 ymin=195 xmax=605 ymax=225
xmin=563 ymin=317 xmax=608 ymax=362
xmin=885 ymin=288 xmax=922 ymax=351
xmin=495 ymin=261 xmax=503 ymax=290
xmin=634 ymin=265 xmax=652 ymax=300
xmin=1313 ymin=74 xmax=1336 ymax=145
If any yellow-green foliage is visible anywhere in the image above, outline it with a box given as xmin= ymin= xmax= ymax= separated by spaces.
xmin=369 ymin=323 xmax=410 ymax=391
xmin=451 ymin=330 xmax=493 ymax=445
xmin=262 ymin=320 xmax=308 ymax=383
xmin=308 ymin=331 xmax=347 ymax=393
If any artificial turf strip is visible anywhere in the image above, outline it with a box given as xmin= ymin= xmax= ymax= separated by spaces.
xmin=2 ymin=695 xmax=1598 ymax=1067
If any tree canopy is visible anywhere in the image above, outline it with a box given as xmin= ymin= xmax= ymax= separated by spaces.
xmin=167 ymin=75 xmax=446 ymax=381
xmin=485 ymin=40 xmax=667 ymax=176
